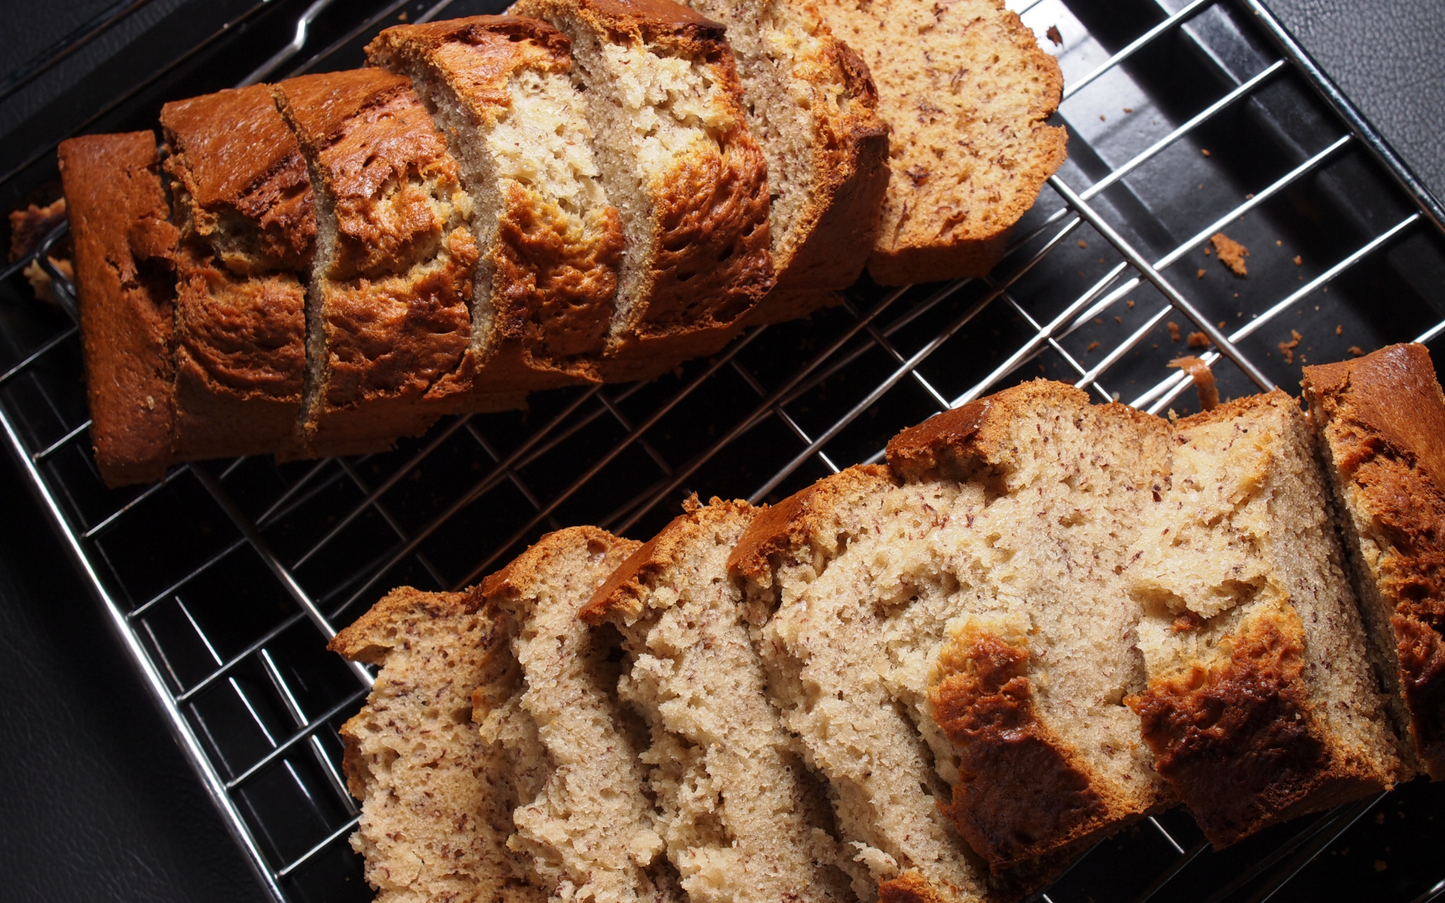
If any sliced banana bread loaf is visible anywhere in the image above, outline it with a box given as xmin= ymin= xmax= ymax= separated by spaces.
xmin=367 ymin=15 xmax=625 ymax=392
xmin=508 ymin=0 xmax=774 ymax=379
xmin=1126 ymin=390 xmax=1401 ymax=847
xmin=1303 ymin=343 xmax=1445 ymax=781
xmin=812 ymin=0 xmax=1066 ymax=285
xmin=331 ymin=586 xmax=545 ymax=903
xmin=160 ymin=84 xmax=312 ymax=459
xmin=58 ymin=131 xmax=180 ymax=486
xmin=273 ymin=69 xmax=505 ymax=458
xmin=583 ymin=498 xmax=858 ymax=903
xmin=479 ymin=526 xmax=684 ymax=903
xmin=680 ymin=0 xmax=889 ymax=324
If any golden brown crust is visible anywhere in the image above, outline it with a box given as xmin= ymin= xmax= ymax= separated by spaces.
xmin=1128 ymin=607 xmax=1381 ymax=847
xmin=368 ymin=16 xmax=621 ymax=391
xmin=328 ymin=585 xmax=481 ymax=664
xmin=1303 ymin=343 xmax=1445 ymax=780
xmin=161 ymin=86 xmax=312 ymax=459
xmin=930 ymin=626 xmax=1110 ymax=872
xmin=480 ymin=524 xmax=642 ymax=604
xmin=58 ymin=132 xmax=178 ymax=487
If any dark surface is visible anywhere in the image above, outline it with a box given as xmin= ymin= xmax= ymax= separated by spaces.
xmin=1262 ymin=0 xmax=1445 ymax=213
xmin=0 ymin=452 xmax=267 ymax=902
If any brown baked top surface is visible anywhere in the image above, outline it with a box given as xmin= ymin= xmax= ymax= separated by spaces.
xmin=58 ymin=131 xmax=179 ymax=486
xmin=368 ymin=15 xmax=571 ymax=125
xmin=480 ymin=524 xmax=641 ymax=601
xmin=329 ymin=585 xmax=479 ymax=664
xmin=581 ymin=0 xmax=724 ymax=42
xmin=161 ymin=84 xmax=315 ymax=270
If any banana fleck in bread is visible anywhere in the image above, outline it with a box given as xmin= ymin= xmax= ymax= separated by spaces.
xmin=812 ymin=0 xmax=1066 ymax=285
xmin=273 ymin=68 xmax=499 ymax=458
xmin=680 ymin=0 xmax=889 ymax=324
xmin=160 ymin=84 xmax=313 ymax=460
xmin=1303 ymin=343 xmax=1445 ymax=781
xmin=57 ymin=131 xmax=180 ymax=487
xmin=509 ymin=0 xmax=775 ymax=380
xmin=330 ymin=586 xmax=545 ymax=903
xmin=584 ymin=498 xmax=857 ymax=903
xmin=478 ymin=526 xmax=683 ymax=903
xmin=1126 ymin=390 xmax=1401 ymax=848
xmin=367 ymin=15 xmax=625 ymax=392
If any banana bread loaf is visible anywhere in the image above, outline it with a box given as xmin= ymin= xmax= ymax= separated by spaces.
xmin=367 ymin=15 xmax=624 ymax=392
xmin=1126 ymin=390 xmax=1401 ymax=847
xmin=57 ymin=131 xmax=180 ymax=487
xmin=508 ymin=0 xmax=775 ymax=379
xmin=1303 ymin=343 xmax=1445 ymax=781
xmin=160 ymin=84 xmax=312 ymax=460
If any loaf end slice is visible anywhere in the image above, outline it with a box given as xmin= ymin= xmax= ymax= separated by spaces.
xmin=368 ymin=16 xmax=625 ymax=394
xmin=1126 ymin=390 xmax=1401 ymax=847
xmin=161 ymin=85 xmax=311 ymax=460
xmin=584 ymin=497 xmax=858 ymax=903
xmin=330 ymin=586 xmax=546 ymax=903
xmin=1303 ymin=343 xmax=1445 ymax=781
xmin=58 ymin=131 xmax=179 ymax=486
xmin=510 ymin=0 xmax=775 ymax=380
xmin=479 ymin=525 xmax=685 ymax=903
xmin=273 ymin=69 xmax=500 ymax=459
xmin=813 ymin=0 xmax=1065 ymax=285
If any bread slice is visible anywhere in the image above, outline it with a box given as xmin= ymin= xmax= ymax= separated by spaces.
xmin=330 ymin=586 xmax=545 ymax=903
xmin=478 ymin=526 xmax=684 ymax=903
xmin=160 ymin=85 xmax=312 ymax=459
xmin=1125 ymin=390 xmax=1401 ymax=847
xmin=1303 ymin=343 xmax=1445 ymax=781
xmin=273 ymin=69 xmax=512 ymax=458
xmin=57 ymin=131 xmax=180 ymax=487
xmin=679 ymin=0 xmax=889 ymax=324
xmin=583 ymin=498 xmax=857 ymax=903
xmin=508 ymin=0 xmax=774 ymax=380
xmin=811 ymin=0 xmax=1066 ymax=285
xmin=367 ymin=16 xmax=625 ymax=392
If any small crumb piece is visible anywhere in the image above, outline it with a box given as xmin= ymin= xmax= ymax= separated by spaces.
xmin=1197 ymin=268 xmax=1206 ymax=278
xmin=1204 ymin=247 xmax=1212 ymax=256
xmin=1202 ymin=148 xmax=1211 ymax=156
xmin=1169 ymin=356 xmax=1219 ymax=410
xmin=1294 ymin=255 xmax=1303 ymax=266
xmin=1087 ymin=341 xmax=1100 ymax=352
xmin=1078 ymin=240 xmax=1088 ymax=248
xmin=1217 ymin=321 xmax=1226 ymax=328
xmin=1123 ymin=107 xmax=1133 ymax=113
xmin=1278 ymin=329 xmax=1302 ymax=364
xmin=1210 ymin=232 xmax=1249 ymax=276
xmin=1187 ymin=331 xmax=1209 ymax=349
xmin=1375 ymin=813 xmax=1386 ymax=825
xmin=1127 ymin=300 xmax=1135 ymax=309
xmin=1245 ymin=193 xmax=1254 ymax=199
xmin=1167 ymin=322 xmax=1182 ymax=342
xmin=1100 ymin=114 xmax=1107 ymax=121
xmin=1046 ymin=25 xmax=1063 ymax=45
xmin=1349 ymin=346 xmax=1365 ymax=356
xmin=8 ymin=197 xmax=67 ymax=261
xmin=397 ymin=10 xmax=408 ymax=20
xmin=1114 ymin=316 xmax=1123 ymax=324
xmin=1336 ymin=324 xmax=1343 ymax=336
xmin=1277 ymin=240 xmax=1283 ymax=246
xmin=1374 ymin=861 xmax=1387 ymax=872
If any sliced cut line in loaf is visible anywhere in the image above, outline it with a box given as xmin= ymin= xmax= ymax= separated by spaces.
xmin=330 ymin=586 xmax=545 ymax=903
xmin=479 ymin=526 xmax=684 ymax=903
xmin=509 ymin=0 xmax=775 ymax=380
xmin=1125 ymin=389 xmax=1401 ymax=847
xmin=584 ymin=497 xmax=858 ymax=903
xmin=368 ymin=16 xmax=625 ymax=396
xmin=1303 ymin=342 xmax=1445 ymax=781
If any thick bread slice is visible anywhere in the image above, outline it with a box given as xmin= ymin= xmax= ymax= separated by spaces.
xmin=160 ymin=85 xmax=312 ymax=459
xmin=811 ymin=0 xmax=1066 ymax=285
xmin=58 ymin=132 xmax=180 ymax=487
xmin=680 ymin=0 xmax=889 ymax=324
xmin=1125 ymin=390 xmax=1400 ymax=848
xmin=729 ymin=465 xmax=998 ymax=903
xmin=330 ymin=586 xmax=545 ymax=903
xmin=274 ymin=69 xmax=513 ymax=458
xmin=583 ymin=498 xmax=858 ymax=903
xmin=883 ymin=381 xmax=1172 ymax=871
xmin=1303 ymin=343 xmax=1445 ymax=781
xmin=367 ymin=16 xmax=625 ymax=392
xmin=509 ymin=0 xmax=775 ymax=380
xmin=479 ymin=526 xmax=684 ymax=903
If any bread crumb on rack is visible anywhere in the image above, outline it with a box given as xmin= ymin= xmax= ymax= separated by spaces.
xmin=1278 ymin=329 xmax=1302 ymax=364
xmin=1210 ymin=232 xmax=1249 ymax=276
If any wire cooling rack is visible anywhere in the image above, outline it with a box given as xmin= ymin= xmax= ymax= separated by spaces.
xmin=1 ymin=0 xmax=1443 ymax=900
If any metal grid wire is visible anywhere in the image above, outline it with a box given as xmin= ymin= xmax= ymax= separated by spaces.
xmin=1 ymin=0 xmax=1444 ymax=900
